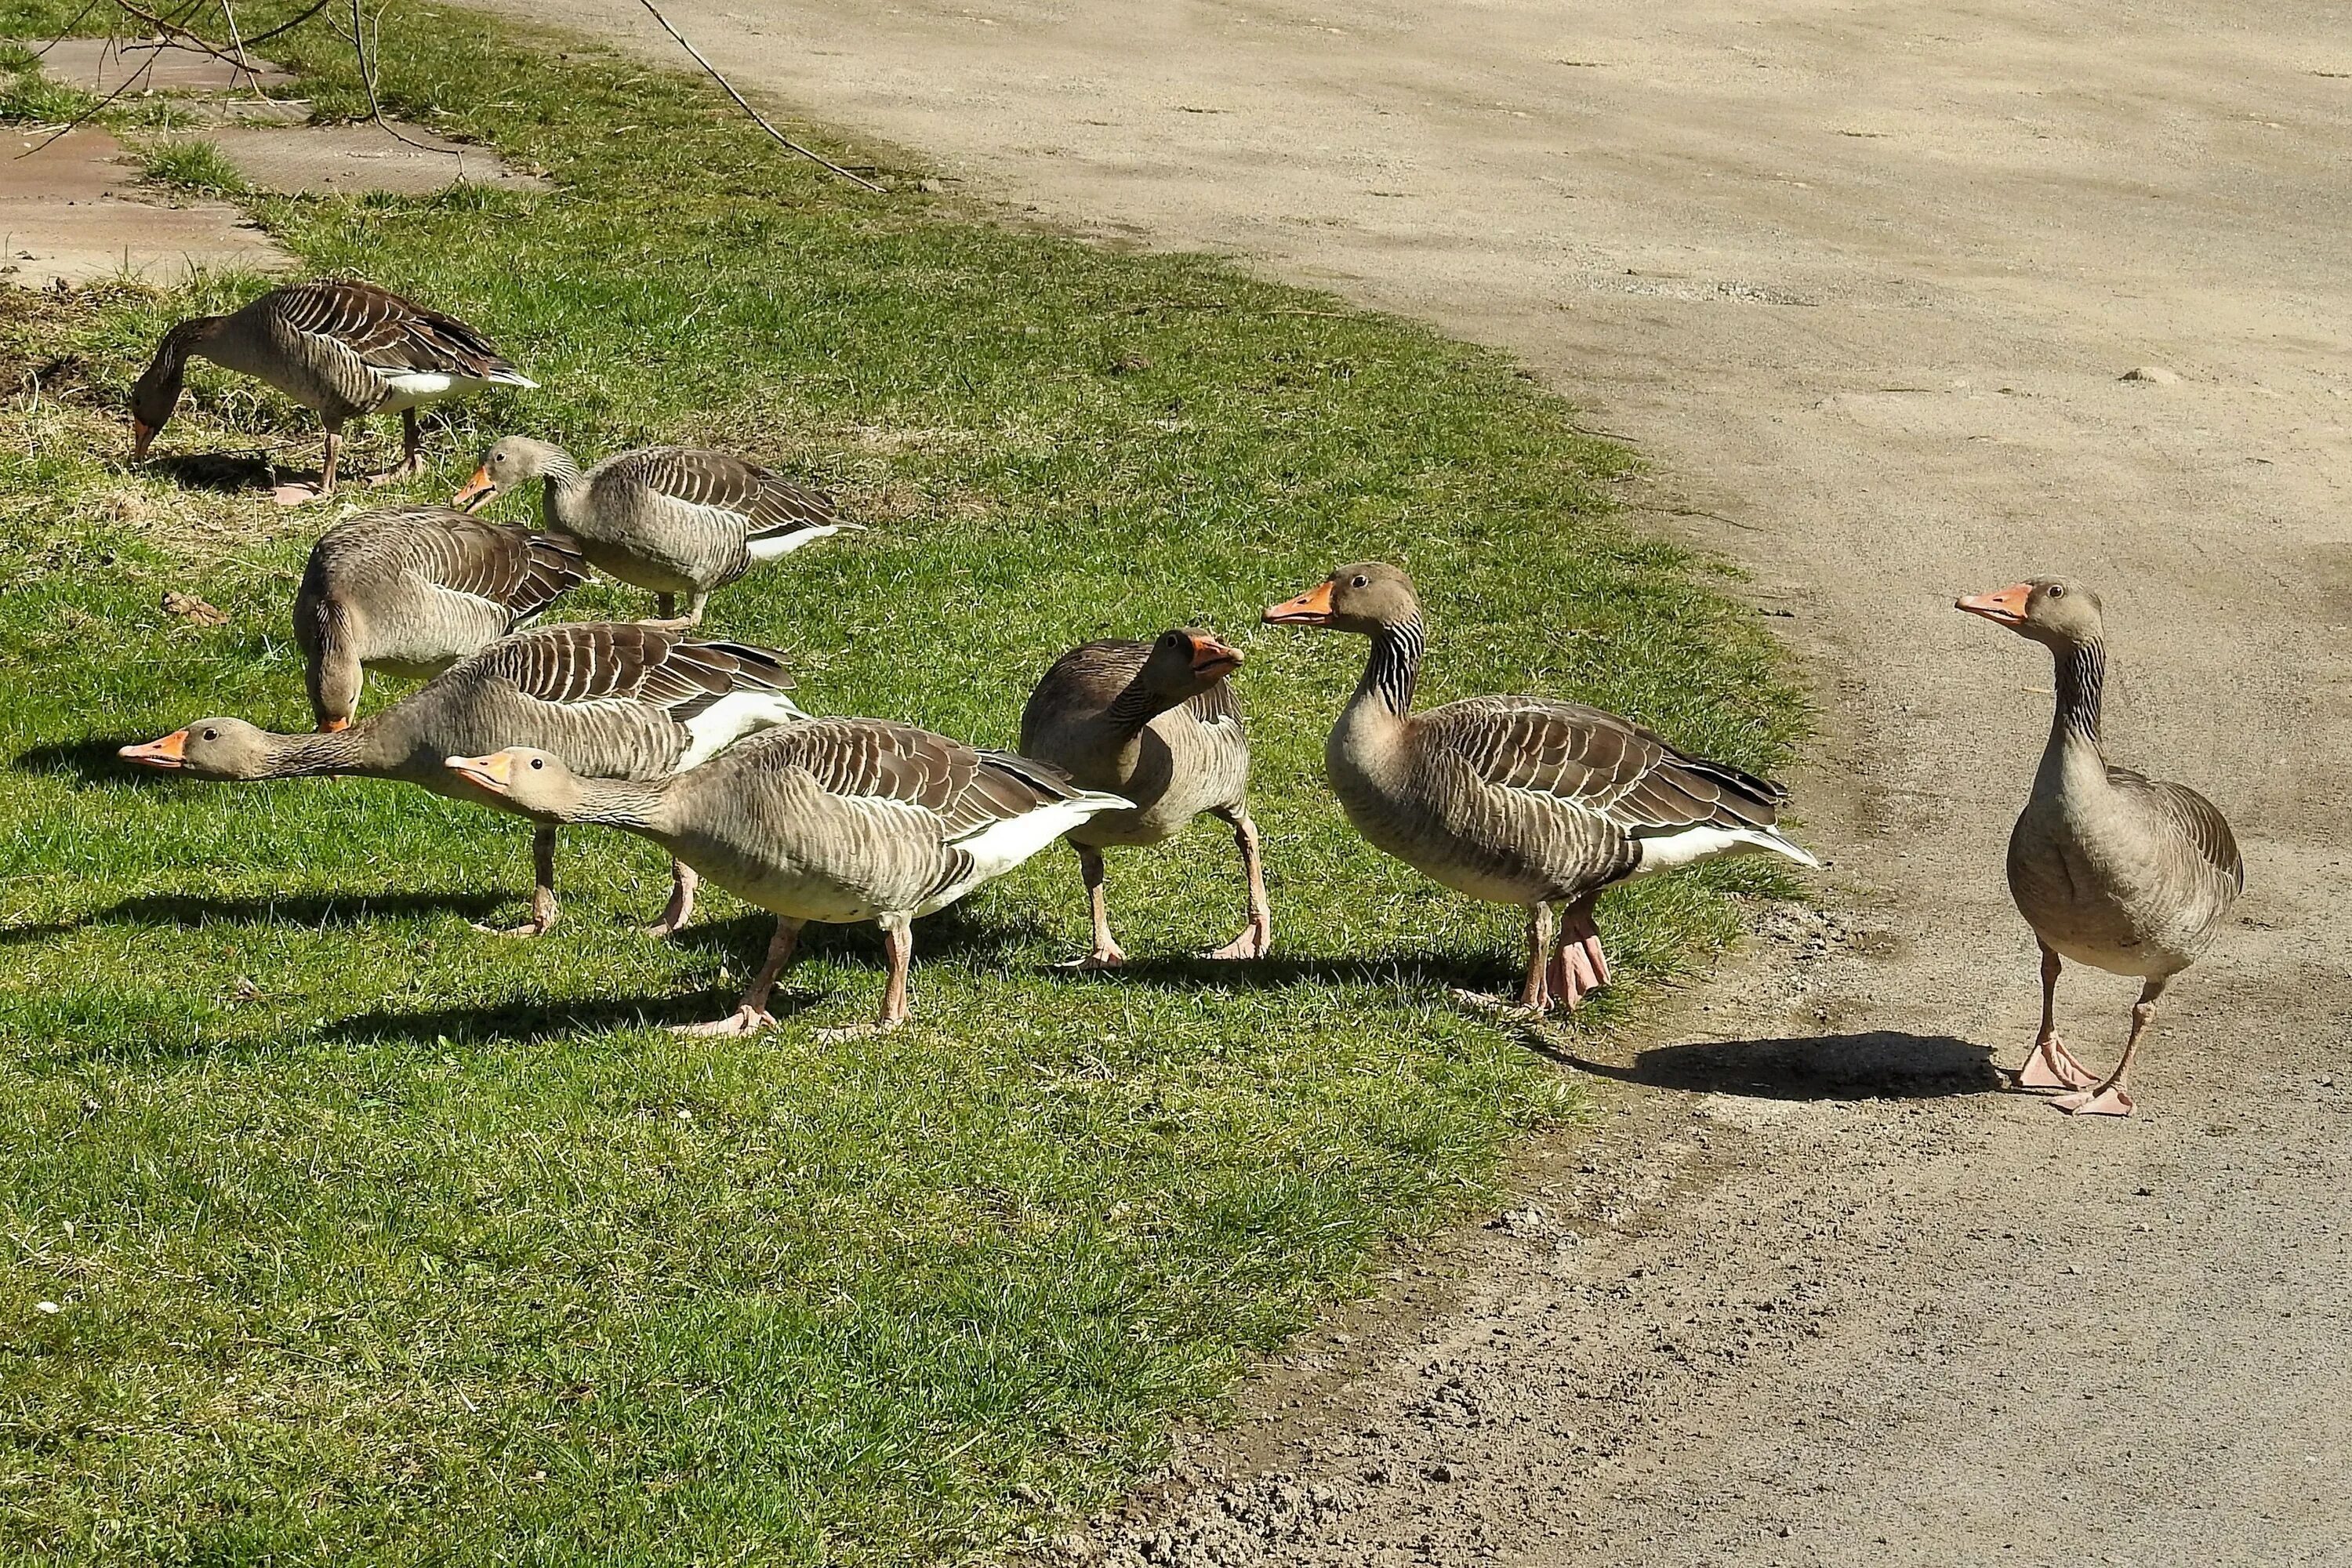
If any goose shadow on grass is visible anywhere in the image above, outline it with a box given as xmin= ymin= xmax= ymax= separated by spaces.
xmin=16 ymin=737 xmax=176 ymax=786
xmin=1 ymin=888 xmax=505 ymax=945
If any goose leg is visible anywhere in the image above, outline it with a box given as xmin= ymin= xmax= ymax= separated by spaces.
xmin=401 ymin=408 xmax=423 ymax=477
xmin=654 ymin=593 xmax=678 ymax=620
xmin=1547 ymin=895 xmax=1609 ymax=1008
xmin=644 ymin=858 xmax=699 ymax=938
xmin=2055 ymin=978 xmax=2164 ymax=1117
xmin=682 ymin=591 xmax=710 ymax=627
xmin=476 ymin=826 xmax=561 ymax=937
xmin=1519 ymin=902 xmax=1555 ymax=1010
xmin=1061 ymin=845 xmax=1126 ymax=968
xmin=675 ymin=916 xmax=801 ymax=1036
xmin=2009 ymin=943 xmax=2099 ymax=1091
xmin=1204 ymin=806 xmax=1272 ymax=960
xmin=274 ymin=426 xmax=339 ymax=506
xmin=818 ymin=919 xmax=913 ymax=1040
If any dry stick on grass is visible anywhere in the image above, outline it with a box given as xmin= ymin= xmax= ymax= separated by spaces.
xmin=632 ymin=0 xmax=884 ymax=194
xmin=342 ymin=0 xmax=458 ymax=160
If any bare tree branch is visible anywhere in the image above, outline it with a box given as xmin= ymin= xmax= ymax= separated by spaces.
xmin=632 ymin=0 xmax=884 ymax=194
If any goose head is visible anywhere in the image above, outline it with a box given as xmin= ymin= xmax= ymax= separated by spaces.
xmin=1956 ymin=576 xmax=2104 ymax=648
xmin=1263 ymin=561 xmax=1421 ymax=634
xmin=118 ymin=718 xmax=278 ymax=780
xmin=445 ymin=748 xmax=586 ymax=817
xmin=454 ymin=437 xmax=566 ymax=512
xmin=1139 ymin=627 xmax=1244 ymax=701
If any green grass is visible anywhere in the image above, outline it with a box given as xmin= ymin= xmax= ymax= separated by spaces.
xmin=136 ymin=135 xmax=252 ymax=195
xmin=0 ymin=5 xmax=1806 ymax=1563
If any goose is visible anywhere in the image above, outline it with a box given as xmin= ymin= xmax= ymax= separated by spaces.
xmin=1957 ymin=578 xmax=2243 ymax=1116
xmin=1265 ymin=562 xmax=1817 ymax=1011
xmin=296 ymin=506 xmax=590 ymax=731
xmin=131 ymin=278 xmax=535 ymax=504
xmin=453 ymin=438 xmax=855 ymax=624
xmin=118 ymin=622 xmax=803 ymax=938
xmin=1018 ymin=627 xmax=1270 ymax=966
xmin=444 ymin=721 xmax=1132 ymax=1036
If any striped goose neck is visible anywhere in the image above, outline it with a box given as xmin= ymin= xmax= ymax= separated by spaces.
xmin=133 ymin=317 xmax=223 ymax=413
xmin=1105 ymin=675 xmax=1178 ymax=731
xmin=256 ymin=725 xmax=372 ymax=777
xmin=535 ymin=447 xmax=586 ymax=519
xmin=1357 ymin=618 xmax=1425 ymax=718
xmin=563 ymin=775 xmax=673 ymax=831
xmin=2049 ymin=637 xmax=2106 ymax=753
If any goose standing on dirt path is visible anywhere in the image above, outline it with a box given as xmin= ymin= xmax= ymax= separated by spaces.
xmin=1265 ymin=562 xmax=1817 ymax=1011
xmin=454 ymin=438 xmax=855 ymax=624
xmin=296 ymin=506 xmax=590 ymax=731
xmin=445 ymin=722 xmax=1131 ymax=1037
xmin=131 ymin=278 xmax=535 ymax=504
xmin=1957 ymin=578 xmax=2243 ymax=1116
xmin=1018 ymin=628 xmax=1271 ymax=966
xmin=118 ymin=622 xmax=802 ymax=938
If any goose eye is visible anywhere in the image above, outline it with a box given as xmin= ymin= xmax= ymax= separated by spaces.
xmin=1351 ymin=574 xmax=1369 ymax=589
xmin=201 ymin=728 xmax=218 ymax=741
xmin=529 ymin=757 xmax=545 ymax=770
xmin=2045 ymin=585 xmax=2065 ymax=599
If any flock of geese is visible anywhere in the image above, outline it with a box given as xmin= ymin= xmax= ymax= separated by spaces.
xmin=113 ymin=278 xmax=2241 ymax=1107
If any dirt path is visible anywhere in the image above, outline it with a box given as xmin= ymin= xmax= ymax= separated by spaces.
xmin=484 ymin=2 xmax=2352 ymax=1559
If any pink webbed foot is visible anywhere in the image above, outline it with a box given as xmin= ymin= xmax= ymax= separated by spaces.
xmin=474 ymin=916 xmax=555 ymax=938
xmin=671 ymin=1005 xmax=778 ymax=1038
xmin=2007 ymin=1036 xmax=2098 ymax=1092
xmin=1203 ymin=924 xmax=1269 ymax=961
xmin=270 ymin=481 xmax=328 ymax=506
xmin=1058 ymin=943 xmax=1127 ymax=971
xmin=2053 ymin=1082 xmax=2136 ymax=1117
xmin=1544 ymin=938 xmax=1604 ymax=1010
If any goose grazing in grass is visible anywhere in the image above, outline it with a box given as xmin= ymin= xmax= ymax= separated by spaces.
xmin=1958 ymin=578 xmax=2243 ymax=1116
xmin=454 ymin=438 xmax=855 ymax=624
xmin=132 ymin=278 xmax=535 ymax=504
xmin=1265 ymin=561 xmax=1817 ymax=1011
xmin=445 ymin=721 xmax=1132 ymax=1037
xmin=118 ymin=622 xmax=802 ymax=938
xmin=296 ymin=506 xmax=590 ymax=731
xmin=1018 ymin=627 xmax=1270 ymax=966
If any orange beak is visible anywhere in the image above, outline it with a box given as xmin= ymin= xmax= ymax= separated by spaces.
xmin=1187 ymin=631 xmax=1245 ymax=681
xmin=131 ymin=418 xmax=155 ymax=463
xmin=118 ymin=730 xmax=190 ymax=770
xmin=445 ymin=751 xmax=515 ymax=794
xmin=452 ymin=466 xmax=496 ymax=512
xmin=1263 ymin=580 xmax=1335 ymax=626
xmin=1956 ymin=583 xmax=2032 ymax=628
xmin=317 ymin=718 xmax=351 ymax=733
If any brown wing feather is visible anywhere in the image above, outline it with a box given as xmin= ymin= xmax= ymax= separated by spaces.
xmin=760 ymin=720 xmax=1083 ymax=837
xmin=605 ymin=447 xmax=837 ymax=538
xmin=468 ymin=623 xmax=792 ymax=717
xmin=1428 ymin=695 xmax=1787 ymax=836
xmin=269 ymin=279 xmax=523 ymax=379
xmin=2113 ymin=768 xmax=2245 ymax=893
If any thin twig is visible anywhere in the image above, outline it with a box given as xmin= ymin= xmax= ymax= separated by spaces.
xmin=632 ymin=0 xmax=884 ymax=193
xmin=217 ymin=0 xmax=256 ymax=93
xmin=31 ymin=0 xmax=105 ymax=56
xmin=16 ymin=34 xmax=160 ymax=154
xmin=223 ymin=0 xmax=332 ymax=51
xmin=343 ymin=0 xmax=455 ymax=158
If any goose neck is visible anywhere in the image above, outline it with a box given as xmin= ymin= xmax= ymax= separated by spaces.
xmin=261 ymin=724 xmax=373 ymax=777
xmin=565 ymin=775 xmax=673 ymax=832
xmin=1356 ymin=618 xmax=1424 ymax=720
xmin=2038 ymin=636 xmax=2107 ymax=784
